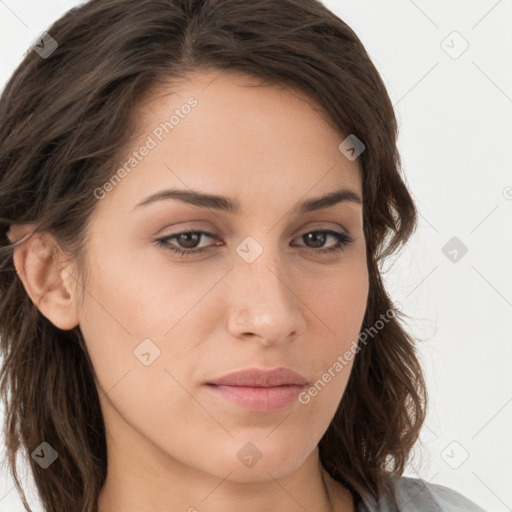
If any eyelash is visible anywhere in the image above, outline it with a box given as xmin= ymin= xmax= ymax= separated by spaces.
xmin=154 ymin=228 xmax=354 ymax=258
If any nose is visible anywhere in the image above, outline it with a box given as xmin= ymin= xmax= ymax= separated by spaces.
xmin=226 ymin=243 xmax=307 ymax=346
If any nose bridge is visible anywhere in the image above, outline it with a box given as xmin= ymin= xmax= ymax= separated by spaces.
xmin=235 ymin=233 xmax=289 ymax=305
xmin=227 ymin=233 xmax=304 ymax=343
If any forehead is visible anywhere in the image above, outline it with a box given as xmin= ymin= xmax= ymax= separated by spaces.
xmin=131 ymin=69 xmax=350 ymax=157
xmin=95 ymin=69 xmax=363 ymax=216
xmin=138 ymin=69 xmax=337 ymax=126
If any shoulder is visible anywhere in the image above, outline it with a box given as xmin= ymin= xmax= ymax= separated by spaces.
xmin=357 ymin=475 xmax=488 ymax=512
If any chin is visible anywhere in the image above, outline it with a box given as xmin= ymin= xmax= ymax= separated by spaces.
xmin=219 ymin=461 xmax=302 ymax=484
xmin=203 ymin=440 xmax=310 ymax=483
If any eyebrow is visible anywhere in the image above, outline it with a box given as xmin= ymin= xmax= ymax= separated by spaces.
xmin=132 ymin=187 xmax=362 ymax=215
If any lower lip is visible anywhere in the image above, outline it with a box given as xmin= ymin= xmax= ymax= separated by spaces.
xmin=205 ymin=384 xmax=305 ymax=412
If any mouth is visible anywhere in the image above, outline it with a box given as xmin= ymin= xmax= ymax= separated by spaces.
xmin=205 ymin=367 xmax=308 ymax=412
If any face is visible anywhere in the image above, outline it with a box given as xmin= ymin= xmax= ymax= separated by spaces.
xmin=73 ymin=70 xmax=369 ymax=482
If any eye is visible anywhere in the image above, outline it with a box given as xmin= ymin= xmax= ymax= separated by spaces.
xmin=291 ymin=230 xmax=354 ymax=254
xmin=154 ymin=228 xmax=354 ymax=258
xmin=154 ymin=229 xmax=217 ymax=258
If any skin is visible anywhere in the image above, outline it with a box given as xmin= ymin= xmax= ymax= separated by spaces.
xmin=10 ymin=70 xmax=368 ymax=512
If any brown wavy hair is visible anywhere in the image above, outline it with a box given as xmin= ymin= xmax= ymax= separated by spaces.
xmin=0 ymin=0 xmax=427 ymax=511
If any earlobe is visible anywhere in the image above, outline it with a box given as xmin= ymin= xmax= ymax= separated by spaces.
xmin=10 ymin=224 xmax=80 ymax=331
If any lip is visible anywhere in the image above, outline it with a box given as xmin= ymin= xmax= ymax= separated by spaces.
xmin=207 ymin=367 xmax=308 ymax=387
xmin=205 ymin=367 xmax=308 ymax=412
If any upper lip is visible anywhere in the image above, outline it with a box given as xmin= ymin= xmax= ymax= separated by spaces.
xmin=206 ymin=367 xmax=308 ymax=387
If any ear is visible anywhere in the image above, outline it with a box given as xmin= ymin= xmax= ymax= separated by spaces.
xmin=9 ymin=223 xmax=80 ymax=330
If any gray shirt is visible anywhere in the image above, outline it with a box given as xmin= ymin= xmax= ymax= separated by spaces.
xmin=356 ymin=476 xmax=487 ymax=511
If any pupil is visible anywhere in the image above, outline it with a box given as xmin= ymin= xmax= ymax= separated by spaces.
xmin=305 ymin=232 xmax=326 ymax=248
xmin=179 ymin=233 xmax=199 ymax=248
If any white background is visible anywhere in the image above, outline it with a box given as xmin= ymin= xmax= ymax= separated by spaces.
xmin=1 ymin=0 xmax=511 ymax=511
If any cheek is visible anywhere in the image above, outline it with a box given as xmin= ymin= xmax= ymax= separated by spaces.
xmin=76 ymin=251 xmax=203 ymax=441
xmin=305 ymin=254 xmax=369 ymax=341
xmin=80 ymin=243 xmax=204 ymax=337
xmin=77 ymin=244 xmax=221 ymax=400
xmin=297 ymin=254 xmax=368 ymax=401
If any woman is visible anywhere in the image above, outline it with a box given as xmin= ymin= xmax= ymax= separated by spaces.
xmin=0 ymin=0 xmax=487 ymax=511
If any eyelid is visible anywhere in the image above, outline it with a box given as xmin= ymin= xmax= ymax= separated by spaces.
xmin=158 ymin=223 xmax=351 ymax=243
xmin=154 ymin=226 xmax=354 ymax=258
